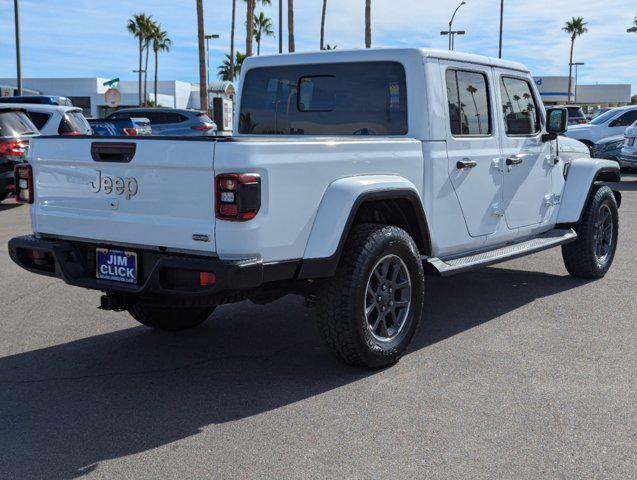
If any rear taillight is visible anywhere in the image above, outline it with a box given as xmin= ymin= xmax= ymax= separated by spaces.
xmin=0 ymin=140 xmax=27 ymax=156
xmin=191 ymin=125 xmax=214 ymax=131
xmin=215 ymin=173 xmax=261 ymax=221
xmin=122 ymin=127 xmax=138 ymax=136
xmin=61 ymin=131 xmax=83 ymax=136
xmin=577 ymin=119 xmax=588 ymax=124
xmin=14 ymin=163 xmax=34 ymax=204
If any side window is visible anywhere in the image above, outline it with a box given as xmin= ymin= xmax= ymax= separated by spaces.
xmin=500 ymin=77 xmax=540 ymax=136
xmin=26 ymin=111 xmax=51 ymax=130
xmin=446 ymin=69 xmax=491 ymax=136
xmin=613 ymin=110 xmax=637 ymax=127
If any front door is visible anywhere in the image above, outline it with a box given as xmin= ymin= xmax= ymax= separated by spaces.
xmin=496 ymin=73 xmax=553 ymax=230
xmin=443 ymin=62 xmax=503 ymax=237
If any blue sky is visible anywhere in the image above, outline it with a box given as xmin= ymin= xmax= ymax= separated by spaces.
xmin=0 ymin=0 xmax=635 ymax=91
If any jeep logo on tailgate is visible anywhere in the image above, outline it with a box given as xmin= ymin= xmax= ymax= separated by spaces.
xmin=89 ymin=170 xmax=138 ymax=199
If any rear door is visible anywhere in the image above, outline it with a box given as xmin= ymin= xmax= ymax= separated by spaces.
xmin=30 ymin=138 xmax=217 ymax=252
xmin=495 ymin=72 xmax=553 ymax=230
xmin=442 ymin=61 xmax=503 ymax=237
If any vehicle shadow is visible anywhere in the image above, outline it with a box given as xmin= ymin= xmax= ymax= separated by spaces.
xmin=0 ymin=202 xmax=22 ymax=212
xmin=0 ymin=266 xmax=589 ymax=479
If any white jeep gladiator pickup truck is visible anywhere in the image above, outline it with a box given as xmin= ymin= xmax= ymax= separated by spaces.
xmin=9 ymin=49 xmax=621 ymax=369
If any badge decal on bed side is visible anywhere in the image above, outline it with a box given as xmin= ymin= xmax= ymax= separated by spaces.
xmin=192 ymin=234 xmax=211 ymax=242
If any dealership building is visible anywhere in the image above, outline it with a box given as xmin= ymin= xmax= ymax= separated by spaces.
xmin=533 ymin=76 xmax=632 ymax=107
xmin=0 ymin=77 xmax=235 ymax=118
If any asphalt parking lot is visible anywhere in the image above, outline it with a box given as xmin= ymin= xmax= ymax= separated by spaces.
xmin=0 ymin=175 xmax=635 ymax=480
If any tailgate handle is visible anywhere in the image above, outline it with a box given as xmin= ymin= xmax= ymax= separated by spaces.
xmin=91 ymin=142 xmax=136 ymax=163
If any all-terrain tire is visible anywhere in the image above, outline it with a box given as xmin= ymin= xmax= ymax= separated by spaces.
xmin=315 ymin=224 xmax=425 ymax=369
xmin=562 ymin=185 xmax=619 ymax=279
xmin=128 ymin=303 xmax=215 ymax=331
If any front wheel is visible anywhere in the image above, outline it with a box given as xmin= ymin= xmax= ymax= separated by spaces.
xmin=315 ymin=224 xmax=425 ymax=369
xmin=562 ymin=185 xmax=619 ymax=279
xmin=128 ymin=303 xmax=215 ymax=331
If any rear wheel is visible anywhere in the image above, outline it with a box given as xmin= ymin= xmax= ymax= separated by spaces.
xmin=315 ymin=224 xmax=425 ymax=369
xmin=562 ymin=185 xmax=619 ymax=279
xmin=128 ymin=303 xmax=215 ymax=331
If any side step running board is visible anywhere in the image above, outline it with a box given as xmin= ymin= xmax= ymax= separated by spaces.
xmin=424 ymin=228 xmax=577 ymax=277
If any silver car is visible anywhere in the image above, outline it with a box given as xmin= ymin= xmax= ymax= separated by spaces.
xmin=619 ymin=121 xmax=637 ymax=171
xmin=105 ymin=108 xmax=217 ymax=136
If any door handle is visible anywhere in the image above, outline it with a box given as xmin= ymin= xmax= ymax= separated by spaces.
xmin=456 ymin=158 xmax=477 ymax=170
xmin=506 ymin=156 xmax=524 ymax=166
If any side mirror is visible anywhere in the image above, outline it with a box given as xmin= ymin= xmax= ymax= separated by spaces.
xmin=546 ymin=107 xmax=568 ymax=135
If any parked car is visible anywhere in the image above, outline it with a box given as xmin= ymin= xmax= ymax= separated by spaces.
xmin=0 ymin=95 xmax=73 ymax=107
xmin=88 ymin=117 xmax=152 ymax=136
xmin=554 ymin=105 xmax=587 ymax=126
xmin=566 ymin=105 xmax=637 ymax=149
xmin=9 ymin=48 xmax=621 ymax=369
xmin=593 ymin=135 xmax=625 ymax=162
xmin=0 ymin=107 xmax=38 ymax=201
xmin=105 ymin=108 xmax=216 ymax=136
xmin=587 ymin=107 xmax=611 ymax=121
xmin=0 ymin=103 xmax=92 ymax=136
xmin=619 ymin=121 xmax=637 ymax=171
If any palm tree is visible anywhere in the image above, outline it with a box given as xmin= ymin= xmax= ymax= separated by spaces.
xmin=218 ymin=52 xmax=247 ymax=81
xmin=127 ymin=13 xmax=153 ymax=106
xmin=253 ymin=12 xmax=275 ymax=56
xmin=152 ymin=27 xmax=172 ymax=107
xmin=288 ymin=0 xmax=295 ymax=52
xmin=229 ymin=0 xmax=237 ymax=83
xmin=196 ymin=0 xmax=208 ymax=112
xmin=563 ymin=17 xmax=588 ymax=104
xmin=246 ymin=0 xmax=255 ymax=56
xmin=143 ymin=20 xmax=159 ymax=106
xmin=365 ymin=0 xmax=372 ymax=48
xmin=466 ymin=84 xmax=482 ymax=134
xmin=320 ymin=0 xmax=328 ymax=50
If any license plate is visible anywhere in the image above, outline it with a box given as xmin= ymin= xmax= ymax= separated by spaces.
xmin=96 ymin=249 xmax=138 ymax=284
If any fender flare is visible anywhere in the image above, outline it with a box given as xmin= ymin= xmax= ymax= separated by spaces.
xmin=557 ymin=158 xmax=621 ymax=225
xmin=297 ymin=175 xmax=430 ymax=279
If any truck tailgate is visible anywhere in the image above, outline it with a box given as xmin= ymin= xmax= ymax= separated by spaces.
xmin=30 ymin=137 xmax=217 ymax=253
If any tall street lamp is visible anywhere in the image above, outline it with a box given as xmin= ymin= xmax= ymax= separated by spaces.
xmin=279 ymin=0 xmax=283 ymax=54
xmin=14 ymin=0 xmax=22 ymax=95
xmin=205 ymin=34 xmax=220 ymax=89
xmin=441 ymin=1 xmax=467 ymax=51
xmin=498 ymin=0 xmax=504 ymax=58
xmin=570 ymin=62 xmax=584 ymax=104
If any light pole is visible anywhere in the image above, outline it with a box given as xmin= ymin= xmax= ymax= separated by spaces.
xmin=570 ymin=62 xmax=584 ymax=104
xmin=279 ymin=0 xmax=283 ymax=54
xmin=440 ymin=30 xmax=465 ymax=51
xmin=441 ymin=1 xmax=467 ymax=50
xmin=205 ymin=34 xmax=220 ymax=89
xmin=498 ymin=0 xmax=504 ymax=58
xmin=14 ymin=0 xmax=22 ymax=95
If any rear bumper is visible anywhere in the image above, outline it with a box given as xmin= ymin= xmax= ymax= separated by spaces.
xmin=8 ymin=235 xmax=299 ymax=302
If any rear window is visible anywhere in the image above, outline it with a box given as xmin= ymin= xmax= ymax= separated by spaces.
xmin=0 ymin=111 xmax=37 ymax=137
xmin=26 ymin=111 xmax=52 ymax=130
xmin=567 ymin=107 xmax=584 ymax=118
xmin=239 ymin=61 xmax=408 ymax=135
xmin=58 ymin=111 xmax=89 ymax=134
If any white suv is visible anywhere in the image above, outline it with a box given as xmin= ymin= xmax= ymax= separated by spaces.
xmin=0 ymin=103 xmax=92 ymax=136
xmin=8 ymin=49 xmax=621 ymax=369
xmin=566 ymin=105 xmax=637 ymax=149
